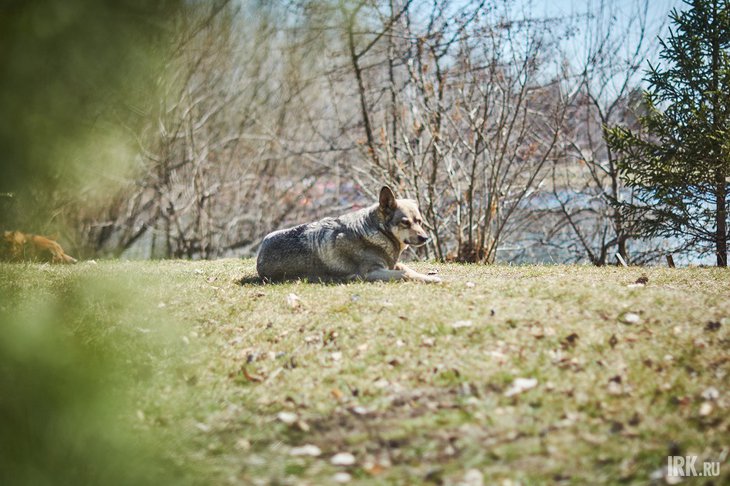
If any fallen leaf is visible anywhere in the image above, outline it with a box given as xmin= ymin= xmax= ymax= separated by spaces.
xmin=331 ymin=388 xmax=344 ymax=401
xmin=451 ymin=320 xmax=473 ymax=329
xmin=504 ymin=377 xmax=538 ymax=397
xmin=465 ymin=281 xmax=476 ymax=288
xmin=699 ymin=402 xmax=713 ymax=416
xmin=364 ymin=462 xmax=385 ymax=475
xmin=701 ymin=387 xmax=719 ymax=401
xmin=561 ymin=333 xmax=579 ymax=348
xmin=705 ymin=320 xmax=721 ymax=332
xmin=635 ymin=275 xmax=649 ymax=285
xmin=286 ymin=293 xmax=302 ymax=309
xmin=349 ymin=406 xmax=370 ymax=416
xmin=235 ymin=438 xmax=251 ymax=450
xmin=333 ymin=472 xmax=352 ymax=483
xmin=331 ymin=452 xmax=356 ymax=466
xmin=290 ymin=444 xmax=321 ymax=457
xmin=619 ymin=312 xmax=641 ymax=325
xmin=241 ymin=366 xmax=264 ymax=383
xmin=277 ymin=411 xmax=298 ymax=425
xmin=607 ymin=381 xmax=623 ymax=396
xmin=609 ymin=334 xmax=618 ymax=348
xmin=460 ymin=468 xmax=484 ymax=486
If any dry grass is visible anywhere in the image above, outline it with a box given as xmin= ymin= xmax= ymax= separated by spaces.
xmin=1 ymin=260 xmax=728 ymax=485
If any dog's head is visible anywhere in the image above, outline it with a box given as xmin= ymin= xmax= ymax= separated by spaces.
xmin=379 ymin=186 xmax=430 ymax=247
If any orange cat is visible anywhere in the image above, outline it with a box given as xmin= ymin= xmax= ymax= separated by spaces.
xmin=2 ymin=230 xmax=77 ymax=264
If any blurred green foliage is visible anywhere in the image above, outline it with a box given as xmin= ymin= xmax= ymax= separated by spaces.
xmin=0 ymin=0 xmax=181 ymax=230
xmin=0 ymin=1 xmax=198 ymax=482
xmin=0 ymin=264 xmax=192 ymax=485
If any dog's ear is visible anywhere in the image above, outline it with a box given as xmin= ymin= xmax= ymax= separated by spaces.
xmin=379 ymin=186 xmax=397 ymax=212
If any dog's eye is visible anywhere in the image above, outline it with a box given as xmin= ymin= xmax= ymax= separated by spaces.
xmin=400 ymin=217 xmax=411 ymax=227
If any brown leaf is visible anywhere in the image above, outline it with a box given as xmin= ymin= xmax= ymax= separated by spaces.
xmin=561 ymin=333 xmax=579 ymax=348
xmin=704 ymin=320 xmax=721 ymax=332
xmin=634 ymin=275 xmax=649 ymax=285
xmin=241 ymin=366 xmax=264 ymax=383
xmin=609 ymin=334 xmax=618 ymax=348
xmin=286 ymin=292 xmax=302 ymax=310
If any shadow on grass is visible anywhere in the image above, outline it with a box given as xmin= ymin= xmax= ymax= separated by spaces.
xmin=235 ymin=273 xmax=365 ymax=286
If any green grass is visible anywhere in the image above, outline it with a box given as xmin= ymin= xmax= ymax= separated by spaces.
xmin=1 ymin=260 xmax=728 ymax=485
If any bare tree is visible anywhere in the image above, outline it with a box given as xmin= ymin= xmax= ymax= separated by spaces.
xmin=543 ymin=0 xmax=665 ymax=265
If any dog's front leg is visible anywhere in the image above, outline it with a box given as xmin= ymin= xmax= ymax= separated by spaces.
xmin=362 ymin=268 xmax=407 ymax=282
xmin=395 ymin=263 xmax=442 ymax=283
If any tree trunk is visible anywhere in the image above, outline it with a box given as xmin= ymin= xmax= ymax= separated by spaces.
xmin=711 ymin=0 xmax=727 ymax=267
xmin=716 ymin=167 xmax=728 ymax=267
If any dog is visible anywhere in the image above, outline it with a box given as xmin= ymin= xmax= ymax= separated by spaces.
xmin=256 ymin=186 xmax=441 ymax=283
xmin=1 ymin=230 xmax=77 ymax=264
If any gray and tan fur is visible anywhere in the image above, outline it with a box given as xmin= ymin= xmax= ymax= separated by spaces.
xmin=256 ymin=186 xmax=441 ymax=283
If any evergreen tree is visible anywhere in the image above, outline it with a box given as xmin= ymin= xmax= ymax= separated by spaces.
xmin=606 ymin=0 xmax=730 ymax=266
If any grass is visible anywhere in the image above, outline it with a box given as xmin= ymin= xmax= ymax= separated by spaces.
xmin=1 ymin=259 xmax=728 ymax=485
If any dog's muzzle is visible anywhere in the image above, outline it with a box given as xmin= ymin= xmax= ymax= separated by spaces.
xmin=406 ymin=235 xmax=429 ymax=246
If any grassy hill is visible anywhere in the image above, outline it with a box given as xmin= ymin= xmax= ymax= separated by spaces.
xmin=1 ymin=260 xmax=728 ymax=485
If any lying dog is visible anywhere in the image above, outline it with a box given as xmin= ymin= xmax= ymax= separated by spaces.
xmin=256 ymin=186 xmax=441 ymax=283
xmin=2 ymin=230 xmax=77 ymax=264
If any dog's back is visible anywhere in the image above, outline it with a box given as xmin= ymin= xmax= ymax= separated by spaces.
xmin=257 ymin=207 xmax=396 ymax=282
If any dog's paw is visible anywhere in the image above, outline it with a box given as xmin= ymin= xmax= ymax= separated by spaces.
xmin=423 ymin=275 xmax=443 ymax=284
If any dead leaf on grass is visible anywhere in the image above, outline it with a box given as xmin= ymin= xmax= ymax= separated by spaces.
xmin=286 ymin=293 xmax=302 ymax=310
xmin=331 ymin=452 xmax=356 ymax=466
xmin=561 ymin=333 xmax=579 ymax=348
xmin=701 ymin=387 xmax=720 ymax=401
xmin=699 ymin=402 xmax=713 ymax=416
xmin=619 ymin=312 xmax=641 ymax=325
xmin=289 ymin=444 xmax=322 ymax=457
xmin=277 ymin=411 xmax=298 ymax=424
xmin=504 ymin=377 xmax=538 ymax=397
xmin=705 ymin=320 xmax=721 ymax=332
xmin=451 ymin=320 xmax=473 ymax=329
xmin=609 ymin=334 xmax=618 ymax=348
xmin=333 ymin=472 xmax=352 ymax=483
xmin=240 ymin=366 xmax=264 ymax=383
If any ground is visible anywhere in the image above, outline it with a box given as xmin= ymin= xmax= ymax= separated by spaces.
xmin=0 ymin=260 xmax=728 ymax=485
